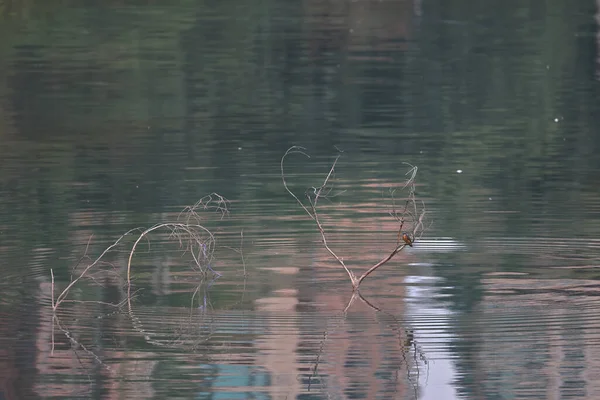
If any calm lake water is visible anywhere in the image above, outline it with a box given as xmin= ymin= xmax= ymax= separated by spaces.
xmin=2 ymin=1 xmax=600 ymax=399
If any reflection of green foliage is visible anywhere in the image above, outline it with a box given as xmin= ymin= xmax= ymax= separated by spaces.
xmin=398 ymin=3 xmax=600 ymax=332
xmin=410 ymin=0 xmax=600 ymax=239
xmin=0 ymin=0 xmax=284 ymax=136
xmin=0 ymin=0 xmax=275 ymax=250
xmin=0 ymin=0 xmax=598 ymax=305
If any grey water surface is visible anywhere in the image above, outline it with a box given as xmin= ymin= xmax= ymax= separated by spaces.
xmin=1 ymin=1 xmax=600 ymax=399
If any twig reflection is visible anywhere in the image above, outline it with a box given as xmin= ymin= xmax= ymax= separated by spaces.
xmin=308 ymin=290 xmax=428 ymax=398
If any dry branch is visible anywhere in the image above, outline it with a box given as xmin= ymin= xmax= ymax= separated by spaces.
xmin=49 ymin=194 xmax=229 ymax=366
xmin=281 ymin=146 xmax=426 ymax=289
xmin=51 ymin=194 xmax=227 ymax=314
xmin=281 ymin=146 xmax=357 ymax=284
xmin=125 ymin=222 xmax=216 ymax=300
xmin=51 ymin=228 xmax=140 ymax=312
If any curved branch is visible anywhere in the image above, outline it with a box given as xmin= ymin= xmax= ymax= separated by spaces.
xmin=53 ymin=228 xmax=141 ymax=311
xmin=281 ymin=146 xmax=314 ymax=220
xmin=126 ymin=223 xmax=216 ymax=301
xmin=281 ymin=147 xmax=357 ymax=285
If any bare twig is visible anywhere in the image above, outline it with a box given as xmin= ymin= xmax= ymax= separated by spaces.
xmin=50 ymin=194 xmax=228 ymax=367
xmin=53 ymin=228 xmax=140 ymax=312
xmin=281 ymin=146 xmax=357 ymax=285
xmin=355 ymin=243 xmax=407 ymax=287
xmin=180 ymin=192 xmax=230 ymax=223
xmin=281 ymin=147 xmax=426 ymax=289
xmin=126 ymin=222 xmax=216 ymax=300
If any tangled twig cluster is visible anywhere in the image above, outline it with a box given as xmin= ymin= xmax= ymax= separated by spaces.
xmin=49 ymin=194 xmax=230 ymax=361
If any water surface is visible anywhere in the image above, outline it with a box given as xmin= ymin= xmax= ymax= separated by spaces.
xmin=1 ymin=1 xmax=600 ymax=399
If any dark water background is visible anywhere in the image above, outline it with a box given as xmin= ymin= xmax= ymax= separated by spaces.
xmin=2 ymin=1 xmax=600 ymax=399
